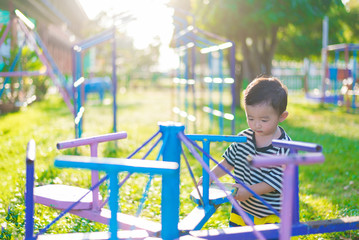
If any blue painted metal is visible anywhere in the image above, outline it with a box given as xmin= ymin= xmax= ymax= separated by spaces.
xmin=334 ymin=51 xmax=339 ymax=105
xmin=219 ymin=50 xmax=224 ymax=135
xmin=181 ymin=134 xmax=247 ymax=230
xmin=108 ymin=170 xmax=119 ymax=240
xmin=111 ymin=27 xmax=117 ymax=133
xmin=352 ymin=50 xmax=357 ymax=110
xmin=72 ymin=29 xmax=117 ymax=138
xmin=202 ymin=140 xmax=210 ymax=207
xmin=173 ymin=16 xmax=236 ymax=135
xmin=187 ymin=134 xmax=246 ymax=208
xmin=185 ymin=134 xmax=280 ymax=218
xmin=159 ymin=122 xmax=184 ymax=239
xmin=208 ymin=53 xmax=214 ymax=130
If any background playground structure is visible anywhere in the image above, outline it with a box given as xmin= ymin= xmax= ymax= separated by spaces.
xmin=171 ymin=10 xmax=236 ymax=135
xmin=1 ymin=85 xmax=359 ymax=239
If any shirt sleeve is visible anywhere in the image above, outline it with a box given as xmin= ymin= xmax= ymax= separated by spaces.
xmin=222 ymin=142 xmax=237 ymax=167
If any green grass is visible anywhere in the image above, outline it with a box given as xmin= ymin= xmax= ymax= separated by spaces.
xmin=0 ymin=86 xmax=358 ymax=239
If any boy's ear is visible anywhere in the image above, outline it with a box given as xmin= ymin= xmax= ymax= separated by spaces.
xmin=279 ymin=111 xmax=289 ymax=122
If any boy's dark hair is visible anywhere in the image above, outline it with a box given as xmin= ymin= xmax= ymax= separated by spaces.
xmin=244 ymin=77 xmax=288 ymax=115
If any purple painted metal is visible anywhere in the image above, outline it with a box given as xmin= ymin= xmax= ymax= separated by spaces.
xmin=251 ymin=153 xmax=325 ymax=240
xmin=280 ymin=163 xmax=296 ymax=240
xmin=272 ymin=139 xmax=322 ymax=152
xmin=25 ymin=140 xmax=36 ymax=240
xmin=272 ymin=139 xmax=323 ymax=226
xmin=0 ymin=71 xmax=46 ymax=77
xmin=0 ymin=20 xmax=11 ymax=48
xmin=57 ymin=131 xmax=127 ymax=150
xmin=90 ymin=143 xmax=100 ymax=211
xmin=251 ymin=153 xmax=325 ymax=167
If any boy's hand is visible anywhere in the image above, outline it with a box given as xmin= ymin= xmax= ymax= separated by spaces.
xmin=198 ymin=176 xmax=203 ymax=185
xmin=232 ymin=183 xmax=252 ymax=201
xmin=197 ymin=176 xmax=212 ymax=185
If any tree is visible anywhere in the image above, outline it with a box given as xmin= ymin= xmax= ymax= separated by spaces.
xmin=169 ymin=0 xmax=344 ymax=106
xmin=276 ymin=0 xmax=358 ymax=61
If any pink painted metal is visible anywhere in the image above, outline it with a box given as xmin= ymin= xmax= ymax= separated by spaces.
xmin=56 ymin=131 xmax=127 ymax=211
xmin=33 ymin=131 xmax=127 ymax=221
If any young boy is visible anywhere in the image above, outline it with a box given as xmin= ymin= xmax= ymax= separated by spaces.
xmin=206 ymin=77 xmax=291 ymax=227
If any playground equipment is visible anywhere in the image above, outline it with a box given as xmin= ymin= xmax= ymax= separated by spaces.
xmin=172 ymin=14 xmax=236 ymax=135
xmin=25 ymin=122 xmax=359 ymax=239
xmin=72 ymin=28 xmax=118 ymax=138
xmin=305 ymin=43 xmax=359 ymax=112
xmin=324 ymin=44 xmax=358 ymax=112
xmin=0 ymin=9 xmax=72 ymax=112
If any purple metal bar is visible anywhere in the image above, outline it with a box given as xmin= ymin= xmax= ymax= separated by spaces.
xmin=90 ymin=143 xmax=100 ymax=211
xmin=25 ymin=140 xmax=36 ymax=240
xmin=251 ymin=153 xmax=325 ymax=167
xmin=251 ymin=153 xmax=325 ymax=240
xmin=0 ymin=20 xmax=11 ymax=48
xmin=195 ymin=27 xmax=231 ymax=43
xmin=280 ymin=164 xmax=296 ymax=240
xmin=272 ymin=139 xmax=322 ymax=227
xmin=56 ymin=132 xmax=127 ymax=150
xmin=272 ymin=139 xmax=322 ymax=152
xmin=76 ymin=29 xmax=114 ymax=51
xmin=0 ymin=71 xmax=47 ymax=77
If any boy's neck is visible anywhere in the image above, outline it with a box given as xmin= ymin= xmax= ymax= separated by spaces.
xmin=255 ymin=126 xmax=279 ymax=148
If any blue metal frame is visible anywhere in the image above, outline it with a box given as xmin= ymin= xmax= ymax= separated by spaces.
xmin=173 ymin=15 xmax=236 ymax=135
xmin=72 ymin=28 xmax=117 ymax=138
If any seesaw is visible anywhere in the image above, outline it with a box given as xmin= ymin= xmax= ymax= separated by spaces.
xmin=25 ymin=122 xmax=359 ymax=239
xmin=32 ymin=131 xmax=162 ymax=236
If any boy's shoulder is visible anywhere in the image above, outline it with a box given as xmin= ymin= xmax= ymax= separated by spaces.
xmin=238 ymin=128 xmax=254 ymax=138
xmin=278 ymin=126 xmax=291 ymax=141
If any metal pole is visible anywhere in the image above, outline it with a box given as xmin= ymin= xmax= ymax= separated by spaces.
xmin=159 ymin=122 xmax=183 ymax=239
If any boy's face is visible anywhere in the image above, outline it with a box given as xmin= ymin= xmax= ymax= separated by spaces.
xmin=245 ymin=102 xmax=288 ymax=137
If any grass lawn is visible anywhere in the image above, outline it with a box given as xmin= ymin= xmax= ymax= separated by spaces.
xmin=0 ymin=84 xmax=358 ymax=239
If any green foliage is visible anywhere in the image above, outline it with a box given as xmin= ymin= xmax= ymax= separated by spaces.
xmin=0 ymin=45 xmax=50 ymax=105
xmin=275 ymin=0 xmax=356 ymax=60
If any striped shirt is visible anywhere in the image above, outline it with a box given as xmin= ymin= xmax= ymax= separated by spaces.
xmin=223 ymin=126 xmax=291 ymax=218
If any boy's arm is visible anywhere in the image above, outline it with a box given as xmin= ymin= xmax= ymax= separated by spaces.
xmin=198 ymin=158 xmax=234 ymax=184
xmin=233 ymin=182 xmax=275 ymax=201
